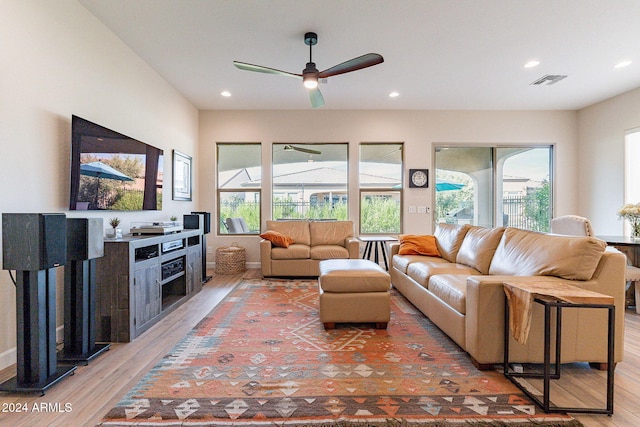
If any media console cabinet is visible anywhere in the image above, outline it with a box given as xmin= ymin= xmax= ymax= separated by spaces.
xmin=94 ymin=229 xmax=203 ymax=342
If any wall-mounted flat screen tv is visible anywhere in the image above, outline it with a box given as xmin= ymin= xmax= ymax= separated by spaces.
xmin=69 ymin=115 xmax=163 ymax=210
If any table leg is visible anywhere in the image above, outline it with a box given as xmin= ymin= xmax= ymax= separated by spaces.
xmin=373 ymin=242 xmax=380 ymax=265
xmin=363 ymin=242 xmax=373 ymax=260
xmin=543 ymin=302 xmax=552 ymax=412
xmin=606 ymin=306 xmax=615 ymax=414
xmin=380 ymin=241 xmax=390 ymax=270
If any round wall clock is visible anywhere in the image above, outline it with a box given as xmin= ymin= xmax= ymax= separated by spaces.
xmin=409 ymin=169 xmax=429 ymax=188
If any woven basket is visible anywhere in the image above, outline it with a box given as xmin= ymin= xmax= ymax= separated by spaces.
xmin=215 ymin=244 xmax=246 ymax=275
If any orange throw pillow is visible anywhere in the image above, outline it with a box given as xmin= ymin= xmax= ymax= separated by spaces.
xmin=260 ymin=230 xmax=295 ymax=248
xmin=398 ymin=234 xmax=441 ymax=257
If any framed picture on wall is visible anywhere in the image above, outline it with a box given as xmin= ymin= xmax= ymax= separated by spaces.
xmin=172 ymin=150 xmax=192 ymax=201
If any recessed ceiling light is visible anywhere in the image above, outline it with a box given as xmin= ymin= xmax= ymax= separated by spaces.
xmin=614 ymin=60 xmax=632 ymax=69
xmin=389 ymin=91 xmax=399 ymax=98
xmin=524 ymin=60 xmax=540 ymax=68
xmin=221 ymin=90 xmax=231 ymax=97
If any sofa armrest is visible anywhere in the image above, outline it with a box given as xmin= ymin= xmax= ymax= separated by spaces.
xmin=464 ymin=276 xmax=509 ymax=364
xmin=389 ymin=242 xmax=400 ymax=257
xmin=260 ymin=239 xmax=273 ymax=276
xmin=464 ymin=275 xmax=564 ymax=364
xmin=345 ymin=237 xmax=360 ymax=259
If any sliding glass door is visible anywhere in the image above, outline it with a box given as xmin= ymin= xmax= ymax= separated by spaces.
xmin=435 ymin=145 xmax=552 ymax=231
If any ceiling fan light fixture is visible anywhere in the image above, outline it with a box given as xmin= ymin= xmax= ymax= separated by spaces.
xmin=303 ymin=61 xmax=319 ymax=89
xmin=303 ymin=76 xmax=318 ymax=89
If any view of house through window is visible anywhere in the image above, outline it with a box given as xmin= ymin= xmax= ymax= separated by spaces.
xmin=217 ymin=143 xmax=261 ymax=234
xmin=359 ymin=143 xmax=403 ymax=234
xmin=272 ymin=143 xmax=348 ymax=220
xmin=435 ymin=146 xmax=552 ymax=231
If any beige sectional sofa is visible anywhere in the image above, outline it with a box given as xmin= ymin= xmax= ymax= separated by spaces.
xmin=260 ymin=220 xmax=359 ymax=277
xmin=390 ymin=223 xmax=627 ymax=369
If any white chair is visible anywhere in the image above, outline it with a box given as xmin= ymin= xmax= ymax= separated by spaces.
xmin=550 ymin=214 xmax=594 ymax=236
xmin=225 ymin=217 xmax=251 ymax=234
xmin=627 ymin=264 xmax=640 ymax=314
xmin=551 ymin=214 xmax=640 ymax=313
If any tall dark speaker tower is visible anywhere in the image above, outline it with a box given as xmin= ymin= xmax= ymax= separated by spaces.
xmin=190 ymin=211 xmax=212 ymax=282
xmin=58 ymin=218 xmax=110 ymax=364
xmin=1 ymin=213 xmax=76 ymax=394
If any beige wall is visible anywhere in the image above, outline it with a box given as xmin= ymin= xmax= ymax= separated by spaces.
xmin=199 ymin=109 xmax=578 ymax=265
xmin=0 ymin=1 xmax=199 ymax=370
xmin=578 ymin=87 xmax=640 ymax=235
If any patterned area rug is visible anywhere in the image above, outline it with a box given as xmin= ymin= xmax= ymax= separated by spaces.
xmin=99 ymin=278 xmax=582 ymax=426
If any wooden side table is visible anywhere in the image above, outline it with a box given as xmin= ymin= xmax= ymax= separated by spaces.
xmin=503 ymin=281 xmax=615 ymax=415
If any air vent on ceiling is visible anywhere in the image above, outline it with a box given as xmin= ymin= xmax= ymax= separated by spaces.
xmin=530 ymin=74 xmax=568 ymax=86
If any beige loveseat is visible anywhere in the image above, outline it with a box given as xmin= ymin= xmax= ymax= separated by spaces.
xmin=260 ymin=220 xmax=359 ymax=277
xmin=390 ymin=223 xmax=627 ymax=369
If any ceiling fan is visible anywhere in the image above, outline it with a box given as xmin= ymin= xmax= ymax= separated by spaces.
xmin=283 ymin=144 xmax=321 ymax=155
xmin=233 ymin=32 xmax=384 ymax=108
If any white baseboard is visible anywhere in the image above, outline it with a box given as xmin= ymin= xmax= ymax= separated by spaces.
xmin=0 ymin=325 xmax=65 ymax=372
xmin=207 ymin=261 xmax=260 ymax=270
xmin=0 ymin=347 xmax=16 ymax=372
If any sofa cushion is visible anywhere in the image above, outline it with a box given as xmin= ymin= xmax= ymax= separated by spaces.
xmin=398 ymin=234 xmax=441 ymax=256
xmin=392 ymin=254 xmax=447 ymax=273
xmin=428 ymin=274 xmax=468 ymax=315
xmin=310 ymin=221 xmax=353 ymax=246
xmin=310 ymin=245 xmax=350 ymax=260
xmin=407 ymin=261 xmax=480 ymax=288
xmin=456 ymin=226 xmax=505 ymax=274
xmin=260 ymin=230 xmax=294 ymax=248
xmin=489 ymin=227 xmax=607 ymax=280
xmin=434 ymin=223 xmax=470 ymax=262
xmin=270 ymin=244 xmax=310 ymax=260
xmin=267 ymin=220 xmax=311 ymax=246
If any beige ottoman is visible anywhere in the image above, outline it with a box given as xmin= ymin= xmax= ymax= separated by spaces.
xmin=318 ymin=259 xmax=391 ymax=329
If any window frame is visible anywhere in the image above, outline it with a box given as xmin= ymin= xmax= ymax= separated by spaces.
xmin=358 ymin=142 xmax=404 ymax=235
xmin=216 ymin=142 xmax=262 ymax=235
xmin=433 ymin=144 xmax=553 ymax=230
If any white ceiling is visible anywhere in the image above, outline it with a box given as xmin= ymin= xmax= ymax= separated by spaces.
xmin=79 ymin=0 xmax=640 ymax=111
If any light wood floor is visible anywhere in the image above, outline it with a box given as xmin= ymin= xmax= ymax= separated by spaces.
xmin=0 ymin=269 xmax=638 ymax=427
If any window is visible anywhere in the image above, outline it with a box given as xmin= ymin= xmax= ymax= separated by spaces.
xmin=625 ymin=129 xmax=640 ymax=204
xmin=435 ymin=145 xmax=552 ymax=231
xmin=498 ymin=147 xmax=552 ymax=231
xmin=359 ymin=143 xmax=403 ymax=234
xmin=217 ymin=143 xmax=261 ymax=234
xmin=624 ymin=129 xmax=640 ymax=236
xmin=272 ymin=143 xmax=348 ymax=220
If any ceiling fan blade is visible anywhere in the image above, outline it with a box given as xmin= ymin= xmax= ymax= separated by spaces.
xmin=318 ymin=53 xmax=384 ymax=78
xmin=309 ymin=87 xmax=325 ymax=108
xmin=286 ymin=145 xmax=322 ymax=155
xmin=233 ymin=61 xmax=301 ymax=78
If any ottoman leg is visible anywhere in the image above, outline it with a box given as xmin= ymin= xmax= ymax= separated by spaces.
xmin=376 ymin=322 xmax=388 ymax=329
xmin=323 ymin=322 xmax=336 ymax=330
